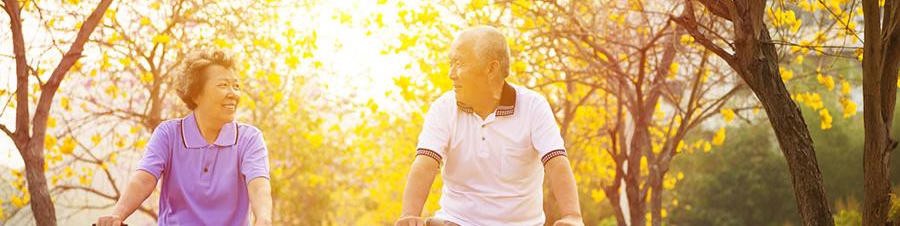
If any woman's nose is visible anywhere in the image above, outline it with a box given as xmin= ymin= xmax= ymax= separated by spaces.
xmin=227 ymin=87 xmax=240 ymax=96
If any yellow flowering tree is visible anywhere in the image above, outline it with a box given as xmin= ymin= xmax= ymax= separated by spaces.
xmin=1 ymin=0 xmax=113 ymax=225
xmin=494 ymin=1 xmax=752 ymax=225
xmin=672 ymin=0 xmax=873 ymax=224
xmin=3 ymin=0 xmax=321 ymax=224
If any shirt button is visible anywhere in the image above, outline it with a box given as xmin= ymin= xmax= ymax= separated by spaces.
xmin=203 ymin=168 xmax=208 ymax=173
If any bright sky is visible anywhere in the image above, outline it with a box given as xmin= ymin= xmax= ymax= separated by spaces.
xmin=0 ymin=0 xmax=427 ymax=171
xmin=310 ymin=1 xmax=411 ymax=108
xmin=0 ymin=1 xmax=434 ymax=224
xmin=1 ymin=0 xmax=869 ymax=173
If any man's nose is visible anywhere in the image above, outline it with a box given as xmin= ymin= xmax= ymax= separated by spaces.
xmin=449 ymin=68 xmax=458 ymax=81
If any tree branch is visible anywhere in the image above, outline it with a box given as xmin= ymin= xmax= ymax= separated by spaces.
xmin=672 ymin=1 xmax=738 ymax=69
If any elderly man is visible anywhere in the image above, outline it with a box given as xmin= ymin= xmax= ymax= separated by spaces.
xmin=395 ymin=26 xmax=583 ymax=226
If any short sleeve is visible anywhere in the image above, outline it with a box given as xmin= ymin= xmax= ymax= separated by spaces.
xmin=136 ymin=122 xmax=174 ymax=180
xmin=416 ymin=97 xmax=451 ymax=164
xmin=240 ymin=128 xmax=270 ymax=183
xmin=530 ymin=96 xmax=567 ymax=165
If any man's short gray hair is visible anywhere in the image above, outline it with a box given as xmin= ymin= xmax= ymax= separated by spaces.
xmin=467 ymin=26 xmax=510 ymax=78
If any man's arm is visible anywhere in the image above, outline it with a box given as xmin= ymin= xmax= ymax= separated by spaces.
xmin=96 ymin=171 xmax=158 ymax=226
xmin=248 ymin=177 xmax=273 ymax=226
xmin=545 ymin=156 xmax=583 ymax=224
xmin=399 ymin=96 xmax=448 ymax=226
xmin=397 ymin=155 xmax=441 ymax=224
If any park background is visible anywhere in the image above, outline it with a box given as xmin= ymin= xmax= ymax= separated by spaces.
xmin=2 ymin=0 xmax=900 ymax=225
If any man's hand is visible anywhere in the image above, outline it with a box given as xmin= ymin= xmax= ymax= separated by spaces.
xmin=395 ymin=216 xmax=427 ymax=226
xmin=95 ymin=214 xmax=124 ymax=226
xmin=553 ymin=215 xmax=584 ymax=226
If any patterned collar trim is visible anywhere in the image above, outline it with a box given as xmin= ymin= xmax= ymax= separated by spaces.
xmin=457 ymin=82 xmax=516 ymax=117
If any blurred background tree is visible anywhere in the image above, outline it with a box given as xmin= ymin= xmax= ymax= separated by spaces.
xmin=1 ymin=0 xmax=898 ymax=225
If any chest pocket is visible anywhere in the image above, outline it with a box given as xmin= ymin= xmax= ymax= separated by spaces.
xmin=499 ymin=145 xmax=538 ymax=182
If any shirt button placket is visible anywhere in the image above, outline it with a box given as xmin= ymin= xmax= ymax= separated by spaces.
xmin=478 ymin=123 xmax=488 ymax=158
xmin=203 ymin=146 xmax=211 ymax=174
xmin=481 ymin=123 xmax=487 ymax=140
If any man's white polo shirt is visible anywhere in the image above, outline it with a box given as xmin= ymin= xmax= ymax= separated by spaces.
xmin=416 ymin=83 xmax=567 ymax=226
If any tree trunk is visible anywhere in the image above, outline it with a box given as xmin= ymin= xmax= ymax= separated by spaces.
xmin=648 ymin=172 xmax=663 ymax=226
xmin=21 ymin=143 xmax=56 ymax=226
xmin=607 ymin=111 xmax=629 ymax=226
xmin=749 ymin=65 xmax=834 ymax=225
xmin=740 ymin=27 xmax=834 ymax=226
xmin=3 ymin=1 xmax=56 ymax=225
xmin=627 ymin=112 xmax=652 ymax=226
xmin=862 ymin=1 xmax=900 ymax=224
xmin=3 ymin=0 xmax=113 ymax=225
xmin=675 ymin=1 xmax=835 ymax=224
xmin=605 ymin=183 xmax=627 ymax=226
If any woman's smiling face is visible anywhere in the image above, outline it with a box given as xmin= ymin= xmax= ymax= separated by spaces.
xmin=193 ymin=65 xmax=242 ymax=122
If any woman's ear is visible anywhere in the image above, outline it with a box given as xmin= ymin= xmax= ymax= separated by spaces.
xmin=191 ymin=91 xmax=203 ymax=106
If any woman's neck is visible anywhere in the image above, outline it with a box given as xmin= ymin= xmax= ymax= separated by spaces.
xmin=194 ymin=112 xmax=226 ymax=144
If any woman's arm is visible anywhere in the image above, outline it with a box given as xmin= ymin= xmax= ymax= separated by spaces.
xmin=248 ymin=177 xmax=273 ymax=225
xmin=96 ymin=171 xmax=157 ymax=226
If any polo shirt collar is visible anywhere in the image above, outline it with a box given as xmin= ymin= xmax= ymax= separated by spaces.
xmin=181 ymin=113 xmax=239 ymax=149
xmin=457 ymin=82 xmax=517 ymax=117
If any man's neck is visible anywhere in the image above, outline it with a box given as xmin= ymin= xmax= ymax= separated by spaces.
xmin=472 ymin=99 xmax=500 ymax=119
xmin=472 ymin=81 xmax=506 ymax=119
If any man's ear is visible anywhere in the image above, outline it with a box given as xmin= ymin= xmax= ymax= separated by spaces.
xmin=486 ymin=60 xmax=501 ymax=81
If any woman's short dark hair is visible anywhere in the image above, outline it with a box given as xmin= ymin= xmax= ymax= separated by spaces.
xmin=173 ymin=48 xmax=235 ymax=110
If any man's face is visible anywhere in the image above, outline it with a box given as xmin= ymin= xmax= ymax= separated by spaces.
xmin=449 ymin=37 xmax=494 ymax=106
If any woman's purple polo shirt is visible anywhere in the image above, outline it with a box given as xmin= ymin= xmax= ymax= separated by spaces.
xmin=136 ymin=113 xmax=270 ymax=225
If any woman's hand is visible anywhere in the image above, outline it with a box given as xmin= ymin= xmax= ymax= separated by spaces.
xmin=253 ymin=218 xmax=273 ymax=226
xmin=95 ymin=214 xmax=124 ymax=226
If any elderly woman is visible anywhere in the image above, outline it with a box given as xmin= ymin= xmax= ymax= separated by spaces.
xmin=97 ymin=49 xmax=272 ymax=226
